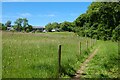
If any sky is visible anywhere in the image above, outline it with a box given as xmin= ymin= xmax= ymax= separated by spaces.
xmin=2 ymin=0 xmax=118 ymax=2
xmin=2 ymin=2 xmax=91 ymax=27
xmin=3 ymin=0 xmax=94 ymax=2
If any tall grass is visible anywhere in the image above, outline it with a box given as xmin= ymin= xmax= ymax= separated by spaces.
xmin=2 ymin=32 xmax=95 ymax=78
xmin=82 ymin=40 xmax=118 ymax=78
xmin=0 ymin=31 xmax=2 ymax=79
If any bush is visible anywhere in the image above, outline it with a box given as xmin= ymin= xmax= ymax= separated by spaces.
xmin=26 ymin=28 xmax=30 ymax=33
xmin=2 ymin=26 xmax=7 ymax=30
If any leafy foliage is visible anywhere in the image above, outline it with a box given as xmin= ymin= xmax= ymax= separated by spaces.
xmin=45 ymin=23 xmax=53 ymax=32
xmin=74 ymin=2 xmax=120 ymax=41
xmin=5 ymin=20 xmax=11 ymax=27
xmin=45 ymin=21 xmax=75 ymax=32
xmin=0 ymin=23 xmax=7 ymax=30
xmin=60 ymin=21 xmax=74 ymax=32
xmin=14 ymin=18 xmax=32 ymax=32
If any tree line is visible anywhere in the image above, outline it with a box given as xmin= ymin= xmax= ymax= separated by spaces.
xmin=0 ymin=18 xmax=33 ymax=32
xmin=45 ymin=21 xmax=75 ymax=32
xmin=45 ymin=2 xmax=120 ymax=41
xmin=1 ymin=2 xmax=120 ymax=41
xmin=74 ymin=2 xmax=120 ymax=41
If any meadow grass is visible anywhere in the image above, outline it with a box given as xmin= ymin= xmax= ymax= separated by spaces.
xmin=82 ymin=40 xmax=119 ymax=78
xmin=2 ymin=31 xmax=95 ymax=78
xmin=0 ymin=31 xmax=2 ymax=79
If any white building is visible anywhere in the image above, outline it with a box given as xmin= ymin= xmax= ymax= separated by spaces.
xmin=51 ymin=28 xmax=60 ymax=32
xmin=7 ymin=27 xmax=14 ymax=31
xmin=43 ymin=30 xmax=47 ymax=33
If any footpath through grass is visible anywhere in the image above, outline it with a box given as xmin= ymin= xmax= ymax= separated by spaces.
xmin=81 ymin=40 xmax=119 ymax=78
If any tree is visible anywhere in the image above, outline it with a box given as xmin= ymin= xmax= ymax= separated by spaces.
xmin=60 ymin=21 xmax=73 ymax=32
xmin=45 ymin=23 xmax=53 ymax=32
xmin=0 ymin=23 xmax=7 ymax=30
xmin=5 ymin=20 xmax=11 ymax=27
xmin=14 ymin=18 xmax=23 ymax=31
xmin=74 ymin=2 xmax=120 ymax=41
xmin=52 ymin=22 xmax=60 ymax=29
xmin=14 ymin=18 xmax=30 ymax=32
xmin=14 ymin=18 xmax=23 ymax=27
xmin=23 ymin=18 xmax=28 ymax=28
xmin=25 ymin=25 xmax=33 ymax=32
xmin=112 ymin=24 xmax=120 ymax=41
xmin=0 ymin=23 xmax=2 ymax=30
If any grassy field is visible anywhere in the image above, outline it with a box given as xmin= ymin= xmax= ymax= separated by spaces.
xmin=2 ymin=31 xmax=119 ymax=78
xmin=81 ymin=40 xmax=119 ymax=78
xmin=2 ymin=31 xmax=95 ymax=78
xmin=0 ymin=31 xmax=2 ymax=79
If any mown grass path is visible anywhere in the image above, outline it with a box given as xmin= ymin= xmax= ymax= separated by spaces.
xmin=72 ymin=47 xmax=99 ymax=79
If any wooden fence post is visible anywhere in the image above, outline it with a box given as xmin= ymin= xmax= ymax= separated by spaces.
xmin=58 ymin=45 xmax=61 ymax=78
xmin=80 ymin=42 xmax=81 ymax=54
